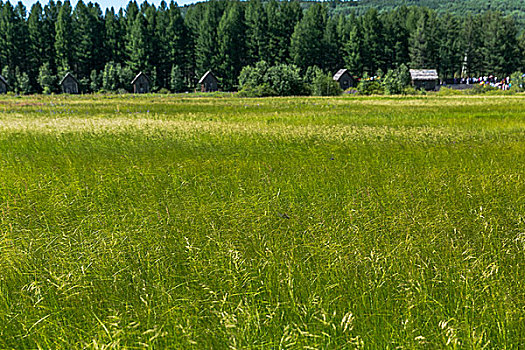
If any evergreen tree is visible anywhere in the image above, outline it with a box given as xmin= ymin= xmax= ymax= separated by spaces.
xmin=195 ymin=0 xmax=225 ymax=76
xmin=438 ymin=14 xmax=462 ymax=79
xmin=126 ymin=12 xmax=149 ymax=73
xmin=38 ymin=62 xmax=56 ymax=93
xmin=324 ymin=15 xmax=342 ymax=73
xmin=290 ymin=3 xmax=327 ymax=71
xmin=361 ymin=9 xmax=385 ymax=74
xmin=461 ymin=14 xmax=484 ymax=76
xmin=105 ymin=7 xmax=125 ymax=64
xmin=218 ymin=2 xmax=247 ymax=90
xmin=341 ymin=13 xmax=363 ymax=76
xmin=382 ymin=7 xmax=410 ymax=70
xmin=170 ymin=64 xmax=184 ymax=92
xmin=55 ymin=1 xmax=74 ymax=74
xmin=245 ymin=0 xmax=268 ymax=64
xmin=28 ymin=3 xmax=45 ymax=89
xmin=72 ymin=1 xmax=105 ymax=80
xmin=409 ymin=14 xmax=430 ymax=69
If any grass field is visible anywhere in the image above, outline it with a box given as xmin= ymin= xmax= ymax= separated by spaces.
xmin=0 ymin=94 xmax=524 ymax=349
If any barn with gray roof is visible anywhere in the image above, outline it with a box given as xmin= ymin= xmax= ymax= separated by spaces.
xmin=409 ymin=69 xmax=439 ymax=91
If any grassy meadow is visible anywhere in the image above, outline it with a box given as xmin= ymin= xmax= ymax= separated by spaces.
xmin=0 ymin=94 xmax=524 ymax=348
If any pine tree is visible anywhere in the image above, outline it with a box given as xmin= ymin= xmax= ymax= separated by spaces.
xmin=218 ymin=2 xmax=247 ymax=90
xmin=438 ymin=14 xmax=462 ymax=79
xmin=55 ymin=1 xmax=73 ymax=73
xmin=170 ymin=64 xmax=184 ymax=92
xmin=105 ymin=7 xmax=124 ymax=64
xmin=361 ymin=9 xmax=385 ymax=74
xmin=28 ymin=3 xmax=45 ymax=89
xmin=126 ymin=12 xmax=149 ymax=73
xmin=38 ymin=62 xmax=56 ymax=93
xmin=245 ymin=0 xmax=268 ymax=64
xmin=461 ymin=14 xmax=484 ymax=76
xmin=409 ymin=14 xmax=429 ymax=69
xmin=196 ymin=0 xmax=225 ymax=76
xmin=290 ymin=3 xmax=327 ymax=71
xmin=342 ymin=14 xmax=363 ymax=76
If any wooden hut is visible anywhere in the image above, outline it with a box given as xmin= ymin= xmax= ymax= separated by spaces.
xmin=198 ymin=71 xmax=218 ymax=92
xmin=409 ymin=69 xmax=438 ymax=91
xmin=333 ymin=69 xmax=354 ymax=90
xmin=60 ymin=73 xmax=79 ymax=94
xmin=131 ymin=72 xmax=151 ymax=94
xmin=0 ymin=74 xmax=7 ymax=94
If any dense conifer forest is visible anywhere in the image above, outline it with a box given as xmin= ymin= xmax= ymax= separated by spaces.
xmin=0 ymin=0 xmax=524 ymax=93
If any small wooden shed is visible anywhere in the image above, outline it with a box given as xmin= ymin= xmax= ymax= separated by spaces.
xmin=131 ymin=72 xmax=151 ymax=94
xmin=0 ymin=74 xmax=7 ymax=94
xmin=409 ymin=69 xmax=438 ymax=91
xmin=333 ymin=69 xmax=354 ymax=90
xmin=198 ymin=71 xmax=218 ymax=92
xmin=60 ymin=73 xmax=79 ymax=94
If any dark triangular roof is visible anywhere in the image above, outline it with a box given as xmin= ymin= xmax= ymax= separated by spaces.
xmin=198 ymin=70 xmax=217 ymax=84
xmin=333 ymin=69 xmax=350 ymax=81
xmin=0 ymin=74 xmax=7 ymax=86
xmin=59 ymin=72 xmax=79 ymax=85
xmin=131 ymin=71 xmax=151 ymax=84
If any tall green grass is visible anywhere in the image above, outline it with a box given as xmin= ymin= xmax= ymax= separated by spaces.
xmin=0 ymin=95 xmax=524 ymax=348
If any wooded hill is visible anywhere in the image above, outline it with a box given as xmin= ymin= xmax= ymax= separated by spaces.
xmin=324 ymin=0 xmax=525 ymax=29
xmin=0 ymin=0 xmax=524 ymax=94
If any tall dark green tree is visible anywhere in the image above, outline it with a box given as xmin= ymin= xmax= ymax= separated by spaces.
xmin=55 ymin=1 xmax=74 ymax=75
xmin=341 ymin=13 xmax=363 ymax=76
xmin=126 ymin=12 xmax=149 ymax=73
xmin=245 ymin=0 xmax=268 ymax=64
xmin=218 ymin=2 xmax=247 ymax=90
xmin=105 ymin=7 xmax=125 ymax=64
xmin=361 ymin=9 xmax=385 ymax=74
xmin=195 ymin=0 xmax=225 ymax=76
xmin=290 ymin=3 xmax=327 ymax=71
xmin=72 ymin=1 xmax=105 ymax=80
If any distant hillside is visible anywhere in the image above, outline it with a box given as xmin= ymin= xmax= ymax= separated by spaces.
xmin=325 ymin=0 xmax=525 ymax=28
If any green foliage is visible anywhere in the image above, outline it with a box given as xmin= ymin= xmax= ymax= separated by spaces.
xmin=357 ymin=73 xmax=384 ymax=95
xmin=311 ymin=73 xmax=342 ymax=96
xmin=304 ymin=65 xmax=324 ymax=85
xmin=90 ymin=70 xmax=101 ymax=93
xmin=38 ymin=63 xmax=56 ymax=93
xmin=290 ymin=3 xmax=327 ymax=71
xmin=437 ymin=86 xmax=462 ymax=96
xmin=237 ymin=83 xmax=277 ymax=97
xmin=2 ymin=0 xmax=525 ymax=94
xmin=218 ymin=2 xmax=247 ymax=91
xmin=170 ymin=65 xmax=185 ymax=93
xmin=382 ymin=64 xmax=411 ymax=94
xmin=238 ymin=61 xmax=307 ymax=96
xmin=510 ymin=71 xmax=525 ymax=91
xmin=14 ymin=67 xmax=30 ymax=94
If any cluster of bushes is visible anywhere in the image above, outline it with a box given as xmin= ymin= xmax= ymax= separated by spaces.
xmin=238 ymin=61 xmax=341 ymax=97
xmin=238 ymin=62 xmax=419 ymax=97
xmin=354 ymin=65 xmax=420 ymax=95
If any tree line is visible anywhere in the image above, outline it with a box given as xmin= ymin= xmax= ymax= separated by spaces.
xmin=1 ymin=0 xmax=524 ymax=94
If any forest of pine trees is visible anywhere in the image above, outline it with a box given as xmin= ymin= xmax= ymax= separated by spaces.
xmin=1 ymin=0 xmax=525 ymax=93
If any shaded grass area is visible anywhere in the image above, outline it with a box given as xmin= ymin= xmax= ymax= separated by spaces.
xmin=0 ymin=95 xmax=524 ymax=348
